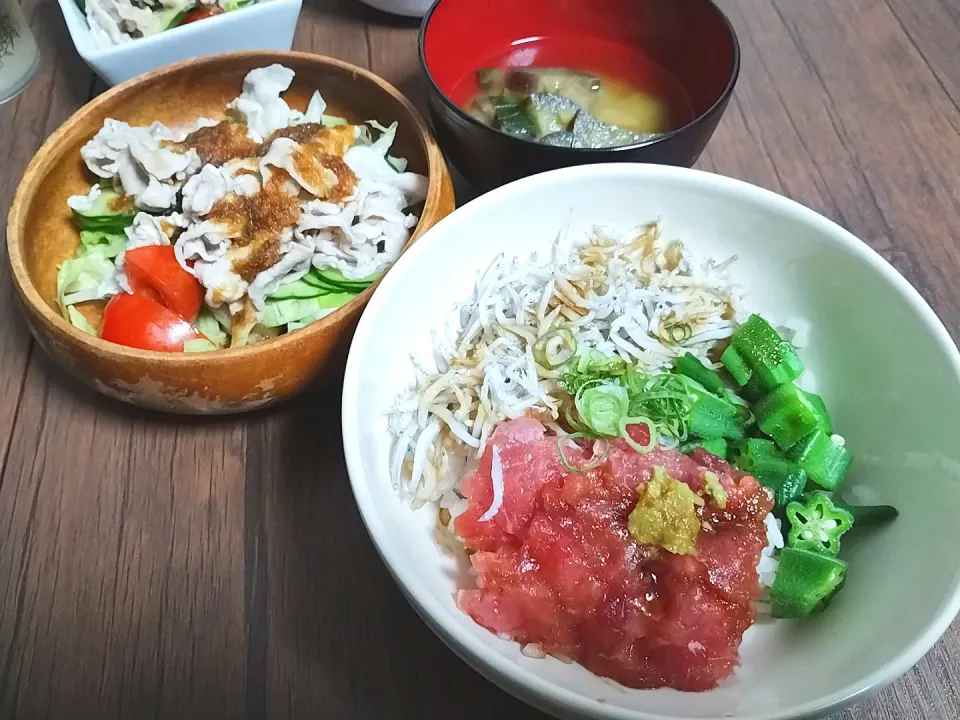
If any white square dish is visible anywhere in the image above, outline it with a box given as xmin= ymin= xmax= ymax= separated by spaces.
xmin=57 ymin=0 xmax=301 ymax=86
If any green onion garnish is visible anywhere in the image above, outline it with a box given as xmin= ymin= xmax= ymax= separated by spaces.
xmin=556 ymin=435 xmax=610 ymax=473
xmin=620 ymin=416 xmax=656 ymax=454
xmin=627 ymin=373 xmax=695 ymax=442
xmin=533 ymin=327 xmax=577 ymax=369
xmin=667 ymin=323 xmax=693 ymax=344
xmin=575 ymin=382 xmax=629 ymax=438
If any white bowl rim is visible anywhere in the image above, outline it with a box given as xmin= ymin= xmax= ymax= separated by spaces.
xmin=342 ymin=163 xmax=960 ymax=720
xmin=57 ymin=0 xmax=301 ymax=60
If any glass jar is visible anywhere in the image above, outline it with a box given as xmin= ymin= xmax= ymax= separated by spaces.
xmin=0 ymin=0 xmax=39 ymax=105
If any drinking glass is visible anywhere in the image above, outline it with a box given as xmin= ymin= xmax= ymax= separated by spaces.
xmin=0 ymin=0 xmax=39 ymax=105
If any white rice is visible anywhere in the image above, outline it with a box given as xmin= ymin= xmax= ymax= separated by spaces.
xmin=758 ymin=512 xmax=785 ymax=589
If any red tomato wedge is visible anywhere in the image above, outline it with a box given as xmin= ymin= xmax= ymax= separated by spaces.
xmin=180 ymin=6 xmax=223 ymax=24
xmin=124 ymin=246 xmax=204 ymax=322
xmin=100 ymin=293 xmax=201 ymax=352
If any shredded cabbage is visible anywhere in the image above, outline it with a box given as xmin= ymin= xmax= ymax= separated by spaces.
xmin=77 ymin=230 xmax=126 ymax=259
xmin=260 ymin=294 xmax=350 ymax=328
xmin=67 ymin=306 xmax=97 ymax=335
xmin=56 ymin=254 xmax=120 ymax=315
xmin=195 ymin=308 xmax=228 ymax=347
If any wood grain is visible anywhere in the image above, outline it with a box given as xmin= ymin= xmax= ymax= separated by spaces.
xmin=1 ymin=0 xmax=960 ymax=717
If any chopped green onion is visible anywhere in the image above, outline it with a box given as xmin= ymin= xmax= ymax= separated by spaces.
xmin=562 ymin=350 xmax=628 ymax=395
xmin=620 ymin=416 xmax=656 ymax=454
xmin=575 ymin=382 xmax=629 ymax=437
xmin=666 ymin=323 xmax=692 ymax=344
xmin=627 ymin=372 xmax=694 ymax=442
xmin=557 ymin=435 xmax=609 ymax=473
xmin=533 ymin=327 xmax=577 ymax=369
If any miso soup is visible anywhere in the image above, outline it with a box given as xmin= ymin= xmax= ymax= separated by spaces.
xmin=457 ymin=38 xmax=693 ymax=149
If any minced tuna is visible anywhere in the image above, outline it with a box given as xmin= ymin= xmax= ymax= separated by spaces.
xmin=455 ymin=418 xmax=774 ymax=691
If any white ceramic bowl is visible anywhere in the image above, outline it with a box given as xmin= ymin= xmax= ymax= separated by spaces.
xmin=58 ymin=0 xmax=301 ymax=86
xmin=342 ymin=164 xmax=960 ymax=720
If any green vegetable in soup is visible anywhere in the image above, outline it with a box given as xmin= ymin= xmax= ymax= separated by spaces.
xmin=540 ymin=132 xmax=575 ymax=147
xmin=571 ymin=110 xmax=656 ymax=149
xmin=490 ymin=97 xmax=535 ymax=137
xmin=469 ymin=66 xmax=672 ymax=148
xmin=521 ymin=93 xmax=579 ymax=136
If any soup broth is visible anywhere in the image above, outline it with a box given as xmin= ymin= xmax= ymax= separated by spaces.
xmin=455 ymin=36 xmax=693 ymax=149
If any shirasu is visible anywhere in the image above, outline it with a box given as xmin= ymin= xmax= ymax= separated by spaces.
xmin=389 ymin=223 xmax=747 ymax=509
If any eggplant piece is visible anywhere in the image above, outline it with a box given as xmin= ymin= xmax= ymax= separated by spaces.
xmin=491 ymin=97 xmax=535 ymax=136
xmin=571 ymin=110 xmax=660 ymax=149
xmin=477 ymin=68 xmax=507 ymax=96
xmin=505 ymin=68 xmax=601 ymax=109
xmin=520 ymin=93 xmax=579 ymax=136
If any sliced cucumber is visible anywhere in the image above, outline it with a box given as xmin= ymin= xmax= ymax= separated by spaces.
xmin=267 ymin=278 xmax=328 ymax=301
xmin=73 ymin=187 xmax=136 ymax=232
xmin=301 ymin=272 xmax=344 ymax=293
xmin=310 ymin=267 xmax=378 ymax=291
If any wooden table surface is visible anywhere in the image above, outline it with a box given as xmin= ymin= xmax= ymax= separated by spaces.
xmin=2 ymin=0 xmax=960 ymax=718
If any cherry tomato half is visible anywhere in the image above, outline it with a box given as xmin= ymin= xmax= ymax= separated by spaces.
xmin=180 ymin=6 xmax=223 ymax=24
xmin=100 ymin=292 xmax=201 ymax=352
xmin=125 ymin=245 xmax=204 ymax=322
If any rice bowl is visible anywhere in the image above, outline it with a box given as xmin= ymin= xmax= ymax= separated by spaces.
xmin=342 ymin=164 xmax=960 ymax=719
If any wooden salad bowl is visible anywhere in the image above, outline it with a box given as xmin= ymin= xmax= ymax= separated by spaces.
xmin=6 ymin=51 xmax=455 ymax=414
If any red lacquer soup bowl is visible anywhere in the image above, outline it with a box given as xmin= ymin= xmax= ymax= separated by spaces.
xmin=419 ymin=0 xmax=739 ymax=189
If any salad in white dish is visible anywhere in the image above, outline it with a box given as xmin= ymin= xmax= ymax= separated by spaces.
xmin=78 ymin=0 xmax=254 ymax=48
xmin=59 ymin=64 xmax=427 ymax=352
